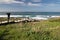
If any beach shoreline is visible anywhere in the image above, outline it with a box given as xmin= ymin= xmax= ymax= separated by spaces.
xmin=0 ymin=15 xmax=60 ymax=20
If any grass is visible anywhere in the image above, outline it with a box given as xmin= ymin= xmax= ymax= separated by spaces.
xmin=0 ymin=18 xmax=60 ymax=40
xmin=0 ymin=17 xmax=22 ymax=22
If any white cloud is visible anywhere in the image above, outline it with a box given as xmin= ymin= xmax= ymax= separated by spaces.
xmin=12 ymin=1 xmax=26 ymax=5
xmin=0 ymin=0 xmax=14 ymax=3
xmin=0 ymin=0 xmax=25 ymax=4
xmin=28 ymin=2 xmax=41 ymax=6
xmin=0 ymin=0 xmax=42 ymax=6
xmin=12 ymin=1 xmax=24 ymax=4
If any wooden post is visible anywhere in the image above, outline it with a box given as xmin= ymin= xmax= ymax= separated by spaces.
xmin=6 ymin=13 xmax=11 ymax=23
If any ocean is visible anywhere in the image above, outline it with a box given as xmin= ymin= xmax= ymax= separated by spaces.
xmin=0 ymin=12 xmax=60 ymax=20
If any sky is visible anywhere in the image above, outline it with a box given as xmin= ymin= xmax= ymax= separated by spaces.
xmin=0 ymin=0 xmax=60 ymax=12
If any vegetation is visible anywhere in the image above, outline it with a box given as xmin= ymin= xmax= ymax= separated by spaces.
xmin=0 ymin=17 xmax=21 ymax=21
xmin=0 ymin=18 xmax=60 ymax=40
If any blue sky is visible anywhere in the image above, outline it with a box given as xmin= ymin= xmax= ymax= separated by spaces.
xmin=0 ymin=0 xmax=60 ymax=12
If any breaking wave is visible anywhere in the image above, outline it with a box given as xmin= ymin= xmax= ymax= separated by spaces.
xmin=0 ymin=15 xmax=60 ymax=20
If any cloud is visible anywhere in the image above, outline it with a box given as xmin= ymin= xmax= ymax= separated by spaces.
xmin=0 ymin=0 xmax=59 ymax=7
xmin=0 ymin=0 xmax=25 ymax=4
xmin=28 ymin=2 xmax=41 ymax=6
xmin=31 ymin=0 xmax=41 ymax=2
xmin=0 ymin=0 xmax=14 ymax=3
xmin=12 ymin=1 xmax=24 ymax=4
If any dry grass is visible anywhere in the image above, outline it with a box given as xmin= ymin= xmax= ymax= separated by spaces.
xmin=0 ymin=18 xmax=60 ymax=40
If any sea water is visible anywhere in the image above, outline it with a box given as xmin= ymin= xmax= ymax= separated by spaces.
xmin=0 ymin=12 xmax=60 ymax=20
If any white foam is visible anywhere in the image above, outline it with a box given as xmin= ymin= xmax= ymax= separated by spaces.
xmin=0 ymin=15 xmax=60 ymax=20
xmin=0 ymin=15 xmax=23 ymax=17
xmin=10 ymin=15 xmax=23 ymax=17
xmin=31 ymin=16 xmax=48 ymax=20
xmin=51 ymin=16 xmax=60 ymax=18
xmin=0 ymin=15 xmax=7 ymax=17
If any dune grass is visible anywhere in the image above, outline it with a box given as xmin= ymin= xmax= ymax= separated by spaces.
xmin=0 ymin=18 xmax=60 ymax=40
xmin=0 ymin=17 xmax=21 ymax=22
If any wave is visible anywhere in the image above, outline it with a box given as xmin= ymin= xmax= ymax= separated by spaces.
xmin=51 ymin=16 xmax=60 ymax=18
xmin=0 ymin=15 xmax=60 ymax=20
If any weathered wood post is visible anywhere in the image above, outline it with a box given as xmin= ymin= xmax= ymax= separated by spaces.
xmin=6 ymin=13 xmax=11 ymax=23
